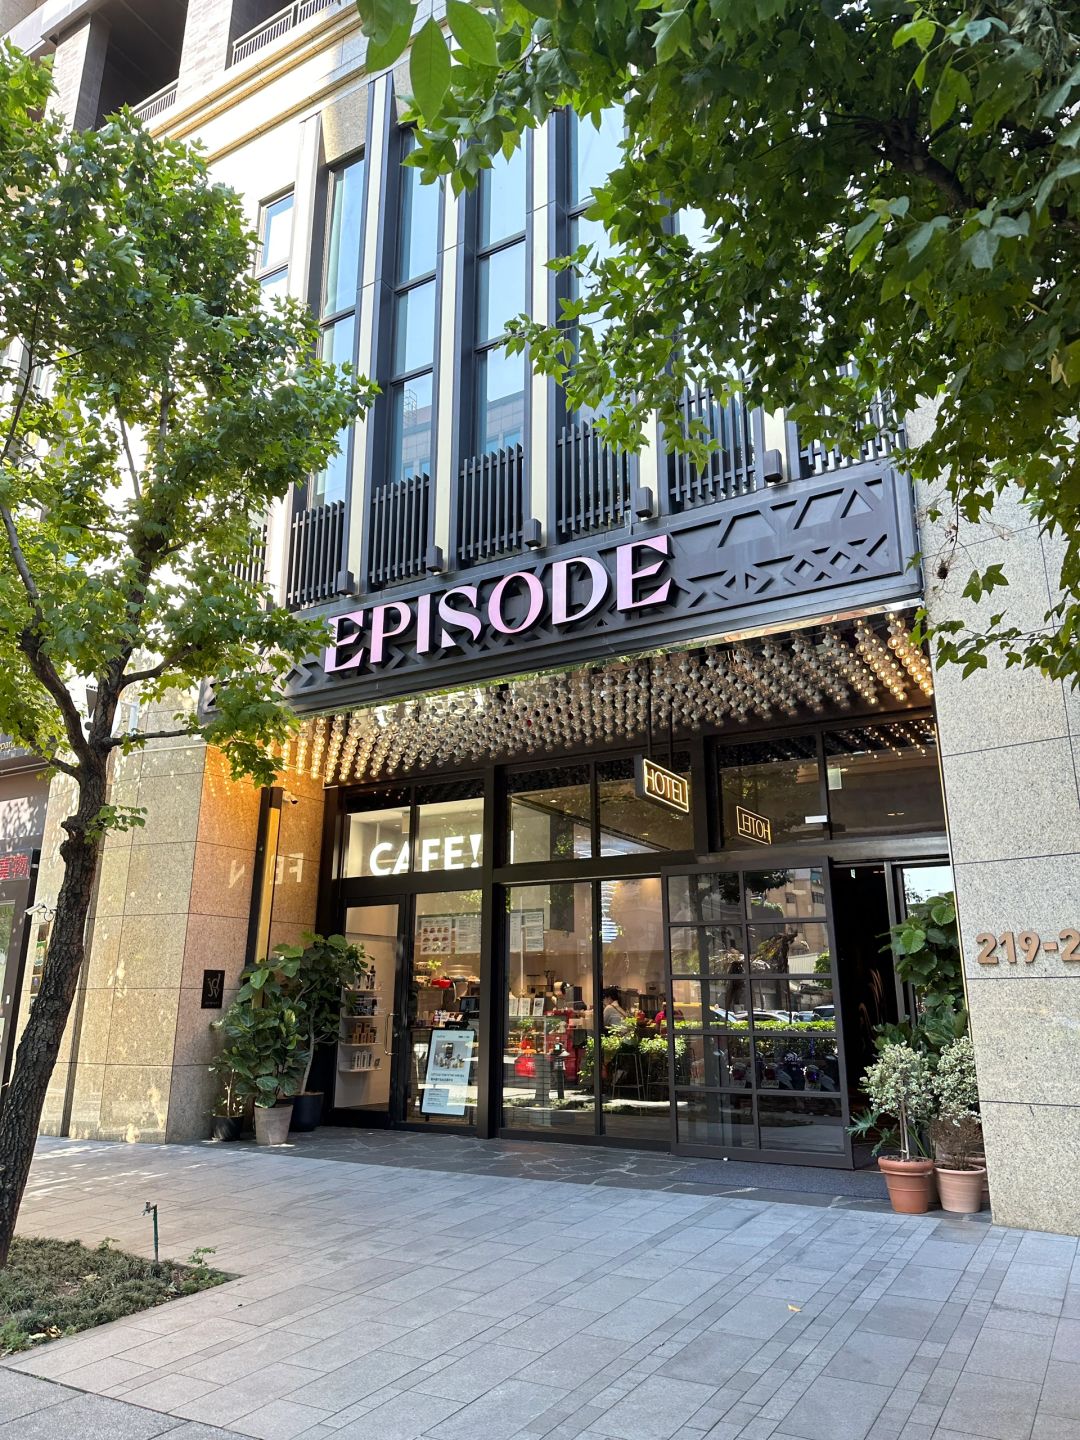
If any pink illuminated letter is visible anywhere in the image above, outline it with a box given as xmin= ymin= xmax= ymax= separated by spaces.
xmin=552 ymin=557 xmax=609 ymax=627
xmin=324 ymin=609 xmax=366 ymax=672
xmin=438 ymin=586 xmax=482 ymax=648
xmin=615 ymin=536 xmax=673 ymax=612
xmin=487 ymin=572 xmax=545 ymax=636
xmin=368 ymin=600 xmax=413 ymax=665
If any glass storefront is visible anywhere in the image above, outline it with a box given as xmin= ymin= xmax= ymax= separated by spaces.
xmin=326 ymin=718 xmax=949 ymax=1165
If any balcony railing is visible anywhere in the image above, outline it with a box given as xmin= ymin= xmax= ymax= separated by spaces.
xmin=286 ymin=500 xmax=346 ymax=609
xmin=555 ymin=419 xmax=632 ymax=544
xmin=230 ymin=523 xmax=269 ymax=589
xmin=368 ymin=472 xmax=430 ymax=589
xmin=231 ymin=0 xmax=342 ymax=66
xmin=792 ymin=365 xmax=904 ymax=478
xmin=666 ymin=384 xmax=762 ymax=512
xmin=456 ymin=445 xmax=525 ymax=567
xmin=131 ymin=80 xmax=178 ymax=122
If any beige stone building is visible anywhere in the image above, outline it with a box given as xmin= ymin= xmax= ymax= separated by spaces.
xmin=2 ymin=0 xmax=1078 ymax=1235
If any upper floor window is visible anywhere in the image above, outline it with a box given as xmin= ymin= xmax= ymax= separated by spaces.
xmin=312 ymin=154 xmax=365 ymax=508
xmin=256 ymin=192 xmax=294 ymax=302
xmin=389 ymin=133 xmax=441 ymax=487
xmin=563 ymin=110 xmax=622 ymax=422
xmin=472 ymin=147 xmax=528 ymax=459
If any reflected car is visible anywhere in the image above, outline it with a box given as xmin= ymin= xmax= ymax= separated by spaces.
xmin=812 ymin=1004 xmax=835 ymax=1022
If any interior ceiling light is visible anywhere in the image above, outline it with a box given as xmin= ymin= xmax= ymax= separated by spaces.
xmin=279 ymin=616 xmax=933 ymax=788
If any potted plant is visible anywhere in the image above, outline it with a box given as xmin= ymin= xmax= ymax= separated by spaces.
xmin=883 ymin=893 xmax=966 ymax=1052
xmin=269 ymin=933 xmax=368 ymax=1132
xmin=851 ymin=1041 xmax=936 ymax=1213
xmin=930 ymin=1035 xmax=985 ymax=1213
xmin=208 ymin=1060 xmax=245 ymax=1142
xmin=211 ymin=979 xmax=306 ymax=1145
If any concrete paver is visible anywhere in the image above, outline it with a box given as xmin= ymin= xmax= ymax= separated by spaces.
xmin=1 ymin=1134 xmax=1080 ymax=1439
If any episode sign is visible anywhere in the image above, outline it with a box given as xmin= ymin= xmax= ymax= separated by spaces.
xmin=634 ymin=756 xmax=690 ymax=815
xmin=735 ymin=805 xmax=772 ymax=846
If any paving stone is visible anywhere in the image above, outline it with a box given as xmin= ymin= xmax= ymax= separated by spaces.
xmin=938 ymin=1371 xmax=1041 ymax=1440
xmin=769 ymin=1375 xmax=891 ymax=1440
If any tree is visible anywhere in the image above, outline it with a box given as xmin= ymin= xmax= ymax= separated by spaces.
xmin=0 ymin=44 xmax=373 ymax=1263
xmin=357 ymin=0 xmax=1080 ymax=684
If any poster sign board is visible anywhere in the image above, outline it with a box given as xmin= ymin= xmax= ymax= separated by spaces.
xmin=420 ymin=1028 xmax=474 ymax=1116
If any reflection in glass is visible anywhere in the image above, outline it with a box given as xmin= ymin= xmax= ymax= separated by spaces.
xmin=324 ymin=157 xmax=365 ymax=316
xmin=570 ymin=108 xmax=624 ymax=205
xmin=747 ymin=922 xmax=830 ymax=976
xmin=677 ymin=1092 xmax=755 ymax=1148
xmin=902 ymin=863 xmax=953 ymax=908
xmin=476 ymin=345 xmax=525 ymax=455
xmin=825 ymin=720 xmax=944 ymax=835
xmin=685 ymin=1033 xmax=752 ymax=1090
xmin=260 ymin=193 xmax=294 ymax=271
xmin=258 ymin=270 xmax=289 ymax=304
xmin=600 ymin=876 xmax=667 ymax=1140
xmin=397 ymin=139 xmax=440 ymax=282
xmin=507 ymin=766 xmax=591 ymax=863
xmin=598 ymin=756 xmax=693 ymax=857
xmin=414 ymin=794 xmax=484 ymax=872
xmin=719 ymin=736 xmax=822 ymax=845
xmin=344 ymin=804 xmax=411 ymax=877
xmin=336 ymin=902 xmax=399 ymax=1113
xmin=502 ymin=883 xmax=594 ymax=1132
xmin=754 ymin=1036 xmax=840 ymax=1092
xmin=667 ymin=871 xmax=741 ymax=924
xmin=758 ymin=1094 xmax=845 ymax=1153
xmin=748 ymin=978 xmax=834 ymax=1022
xmin=393 ymin=280 xmax=437 ymax=374
xmin=672 ymin=976 xmax=748 ymax=1028
xmin=311 ymin=313 xmax=357 ymax=505
xmin=406 ymin=890 xmax=481 ymax=1125
xmin=745 ymin=868 xmax=827 ymax=919
xmin=478 ymin=242 xmax=527 ymax=342
xmin=669 ymin=926 xmax=746 ymax=977
xmin=389 ymin=372 xmax=433 ymax=484
xmin=480 ymin=147 xmax=527 ymax=246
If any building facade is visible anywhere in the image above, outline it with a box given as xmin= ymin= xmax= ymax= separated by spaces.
xmin=4 ymin=0 xmax=1079 ymax=1233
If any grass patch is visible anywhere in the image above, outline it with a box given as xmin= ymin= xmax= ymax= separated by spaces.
xmin=0 ymin=1236 xmax=229 ymax=1356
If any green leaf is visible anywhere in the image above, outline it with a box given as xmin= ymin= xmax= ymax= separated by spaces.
xmin=906 ymin=214 xmax=950 ymax=258
xmin=446 ymin=0 xmax=498 ymax=66
xmin=410 ymin=18 xmax=452 ymax=120
xmin=893 ymin=18 xmax=936 ymax=50
xmin=961 ymin=226 xmax=999 ymax=269
xmin=365 ymin=18 xmax=414 ymax=71
xmin=517 ymin=0 xmax=557 ymax=15
xmin=652 ymin=8 xmax=693 ymax=63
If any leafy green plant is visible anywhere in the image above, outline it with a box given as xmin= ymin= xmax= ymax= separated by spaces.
xmin=851 ymin=1041 xmax=935 ymax=1160
xmin=211 ymin=981 xmax=306 ymax=1110
xmin=884 ymin=893 xmax=965 ymax=1051
xmin=268 ymin=933 xmax=368 ymax=1095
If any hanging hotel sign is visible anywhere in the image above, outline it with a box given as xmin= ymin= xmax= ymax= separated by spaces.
xmin=634 ymin=756 xmax=690 ymax=814
xmin=735 ymin=805 xmax=773 ymax=846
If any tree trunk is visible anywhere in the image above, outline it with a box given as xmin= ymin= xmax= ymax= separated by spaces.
xmin=0 ymin=757 xmax=106 ymax=1266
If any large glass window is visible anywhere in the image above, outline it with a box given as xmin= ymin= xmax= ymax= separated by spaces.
xmin=414 ymin=791 xmax=484 ymax=873
xmin=824 ymin=720 xmax=945 ymax=836
xmin=389 ymin=133 xmax=440 ymax=487
xmin=597 ymin=755 xmax=693 ymax=857
xmin=502 ymin=882 xmax=594 ymax=1132
xmin=312 ymin=156 xmax=365 ymax=507
xmin=599 ymin=875 xmax=667 ymax=1141
xmin=256 ymin=192 xmax=293 ymax=301
xmin=344 ymin=784 xmax=483 ymax=877
xmin=471 ymin=150 xmax=527 ymax=459
xmin=718 ymin=736 xmax=824 ymax=846
xmin=564 ymin=109 xmax=623 ymax=422
xmin=507 ymin=765 xmax=591 ymax=863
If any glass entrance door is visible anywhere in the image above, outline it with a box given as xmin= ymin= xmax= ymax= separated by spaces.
xmin=662 ymin=862 xmax=850 ymax=1163
xmin=336 ymin=901 xmax=402 ymax=1118
xmin=404 ymin=890 xmax=481 ymax=1125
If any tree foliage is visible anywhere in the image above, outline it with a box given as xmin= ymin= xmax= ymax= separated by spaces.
xmin=356 ymin=0 xmax=1080 ymax=683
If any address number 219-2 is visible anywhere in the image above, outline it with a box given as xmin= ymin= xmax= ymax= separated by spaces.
xmin=975 ymin=930 xmax=1080 ymax=965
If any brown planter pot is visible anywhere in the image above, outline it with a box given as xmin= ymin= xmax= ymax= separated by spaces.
xmin=878 ymin=1156 xmax=935 ymax=1214
xmin=971 ymin=1154 xmax=991 ymax=1207
xmin=936 ymin=1165 xmax=986 ymax=1215
xmin=254 ymin=1101 xmax=294 ymax=1146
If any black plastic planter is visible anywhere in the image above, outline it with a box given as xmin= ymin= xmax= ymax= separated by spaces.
xmin=290 ymin=1092 xmax=324 ymax=1132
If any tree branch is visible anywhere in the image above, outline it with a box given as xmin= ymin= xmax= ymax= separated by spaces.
xmin=117 ymin=415 xmax=141 ymax=500
xmin=106 ymin=726 xmax=194 ymax=750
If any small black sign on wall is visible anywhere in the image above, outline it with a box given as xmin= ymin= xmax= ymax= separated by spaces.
xmin=201 ymin=970 xmax=225 ymax=1009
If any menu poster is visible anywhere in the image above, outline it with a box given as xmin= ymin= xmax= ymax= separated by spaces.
xmin=421 ymin=1029 xmax=475 ymax=1116
xmin=509 ymin=909 xmax=545 ymax=954
xmin=418 ymin=917 xmax=452 ymax=955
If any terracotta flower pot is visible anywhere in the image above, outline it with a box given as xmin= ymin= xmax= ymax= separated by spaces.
xmin=254 ymin=1101 xmax=294 ymax=1146
xmin=878 ymin=1156 xmax=935 ymax=1214
xmin=935 ymin=1164 xmax=986 ymax=1214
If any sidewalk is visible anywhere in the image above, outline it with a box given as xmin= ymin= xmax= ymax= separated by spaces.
xmin=1 ymin=1133 xmax=1077 ymax=1440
